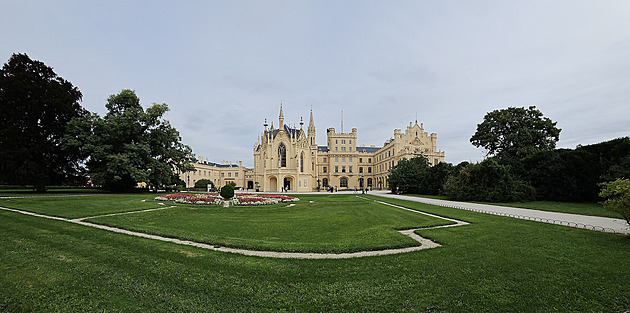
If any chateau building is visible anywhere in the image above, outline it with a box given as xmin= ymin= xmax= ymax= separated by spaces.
xmin=252 ymin=105 xmax=445 ymax=192
xmin=179 ymin=158 xmax=250 ymax=189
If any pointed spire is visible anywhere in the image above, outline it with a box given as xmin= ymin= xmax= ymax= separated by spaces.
xmin=279 ymin=102 xmax=284 ymax=128
xmin=300 ymin=117 xmax=304 ymax=129
xmin=309 ymin=106 xmax=315 ymax=129
xmin=308 ymin=105 xmax=316 ymax=146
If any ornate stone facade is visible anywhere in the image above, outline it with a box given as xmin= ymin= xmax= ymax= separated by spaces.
xmin=253 ymin=105 xmax=445 ymax=192
xmin=179 ymin=158 xmax=249 ymax=189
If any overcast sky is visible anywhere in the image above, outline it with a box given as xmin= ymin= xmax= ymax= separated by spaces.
xmin=2 ymin=1 xmax=629 ymax=167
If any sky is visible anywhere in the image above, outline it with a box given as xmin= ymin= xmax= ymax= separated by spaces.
xmin=2 ymin=1 xmax=629 ymax=167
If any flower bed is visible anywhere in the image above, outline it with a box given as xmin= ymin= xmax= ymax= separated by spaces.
xmin=155 ymin=193 xmax=299 ymax=206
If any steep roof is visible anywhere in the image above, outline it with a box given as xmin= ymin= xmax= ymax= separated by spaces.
xmin=271 ymin=125 xmax=300 ymax=139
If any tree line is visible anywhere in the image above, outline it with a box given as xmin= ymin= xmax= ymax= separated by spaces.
xmin=389 ymin=106 xmax=630 ymax=203
xmin=0 ymin=53 xmax=193 ymax=192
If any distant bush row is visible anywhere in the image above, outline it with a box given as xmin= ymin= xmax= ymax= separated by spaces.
xmin=389 ymin=137 xmax=630 ymax=203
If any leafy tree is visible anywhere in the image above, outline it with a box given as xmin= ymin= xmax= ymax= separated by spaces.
xmin=470 ymin=106 xmax=561 ymax=160
xmin=64 ymin=89 xmax=194 ymax=192
xmin=388 ymin=156 xmax=429 ymax=194
xmin=521 ymin=137 xmax=630 ymax=202
xmin=194 ymin=179 xmax=214 ymax=190
xmin=599 ymin=178 xmax=630 ymax=227
xmin=0 ymin=53 xmax=86 ymax=192
xmin=421 ymin=162 xmax=454 ymax=195
xmin=444 ymin=158 xmax=535 ymax=202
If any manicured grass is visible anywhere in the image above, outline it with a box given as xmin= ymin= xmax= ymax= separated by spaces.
xmin=0 ymin=188 xmax=107 ymax=197
xmin=1 ymin=194 xmax=629 ymax=311
xmin=87 ymin=194 xmax=450 ymax=253
xmin=494 ymin=201 xmax=619 ymax=218
xmin=407 ymin=194 xmax=449 ymax=200
xmin=0 ymin=194 xmax=166 ymax=219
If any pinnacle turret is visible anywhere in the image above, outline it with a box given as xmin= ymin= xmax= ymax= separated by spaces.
xmin=279 ymin=103 xmax=284 ymax=128
xmin=308 ymin=106 xmax=316 ymax=146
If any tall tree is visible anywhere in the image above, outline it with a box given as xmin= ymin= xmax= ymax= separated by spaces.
xmin=470 ymin=106 xmax=561 ymax=160
xmin=0 ymin=53 xmax=85 ymax=191
xmin=64 ymin=89 xmax=194 ymax=192
xmin=444 ymin=158 xmax=535 ymax=202
xmin=388 ymin=156 xmax=429 ymax=194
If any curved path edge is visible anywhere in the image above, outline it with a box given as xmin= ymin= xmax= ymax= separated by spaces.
xmin=0 ymin=198 xmax=468 ymax=259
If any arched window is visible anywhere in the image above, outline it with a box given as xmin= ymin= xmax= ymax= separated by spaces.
xmin=340 ymin=177 xmax=348 ymax=188
xmin=278 ymin=144 xmax=286 ymax=167
xmin=367 ymin=178 xmax=373 ymax=187
xmin=300 ymin=152 xmax=304 ymax=172
xmin=322 ymin=178 xmax=328 ymax=187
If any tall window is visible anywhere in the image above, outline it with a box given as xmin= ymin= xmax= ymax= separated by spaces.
xmin=323 ymin=178 xmax=329 ymax=187
xmin=278 ymin=144 xmax=287 ymax=167
xmin=340 ymin=177 xmax=348 ymax=188
xmin=323 ymin=167 xmax=327 ymax=173
xmin=300 ymin=153 xmax=304 ymax=172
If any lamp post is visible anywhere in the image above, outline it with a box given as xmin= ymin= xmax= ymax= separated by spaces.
xmin=186 ymin=172 xmax=190 ymax=192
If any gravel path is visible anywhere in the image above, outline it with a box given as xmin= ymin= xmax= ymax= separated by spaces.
xmin=0 ymin=197 xmax=467 ymax=259
xmin=371 ymin=191 xmax=630 ymax=234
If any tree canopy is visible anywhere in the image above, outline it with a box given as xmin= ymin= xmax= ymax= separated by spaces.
xmin=444 ymin=158 xmax=536 ymax=202
xmin=64 ymin=89 xmax=194 ymax=192
xmin=0 ymin=53 xmax=85 ymax=191
xmin=470 ymin=106 xmax=561 ymax=160
xmin=387 ymin=156 xmax=430 ymax=194
xmin=194 ymin=179 xmax=214 ymax=190
xmin=599 ymin=178 xmax=630 ymax=226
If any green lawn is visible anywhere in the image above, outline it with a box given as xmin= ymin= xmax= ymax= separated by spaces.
xmin=1 ymin=193 xmax=629 ymax=312
xmin=86 ymin=194 xmax=450 ymax=253
xmin=0 ymin=194 xmax=166 ymax=219
xmin=495 ymin=201 xmax=619 ymax=218
xmin=407 ymin=194 xmax=619 ymax=218
xmin=0 ymin=188 xmax=106 ymax=197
